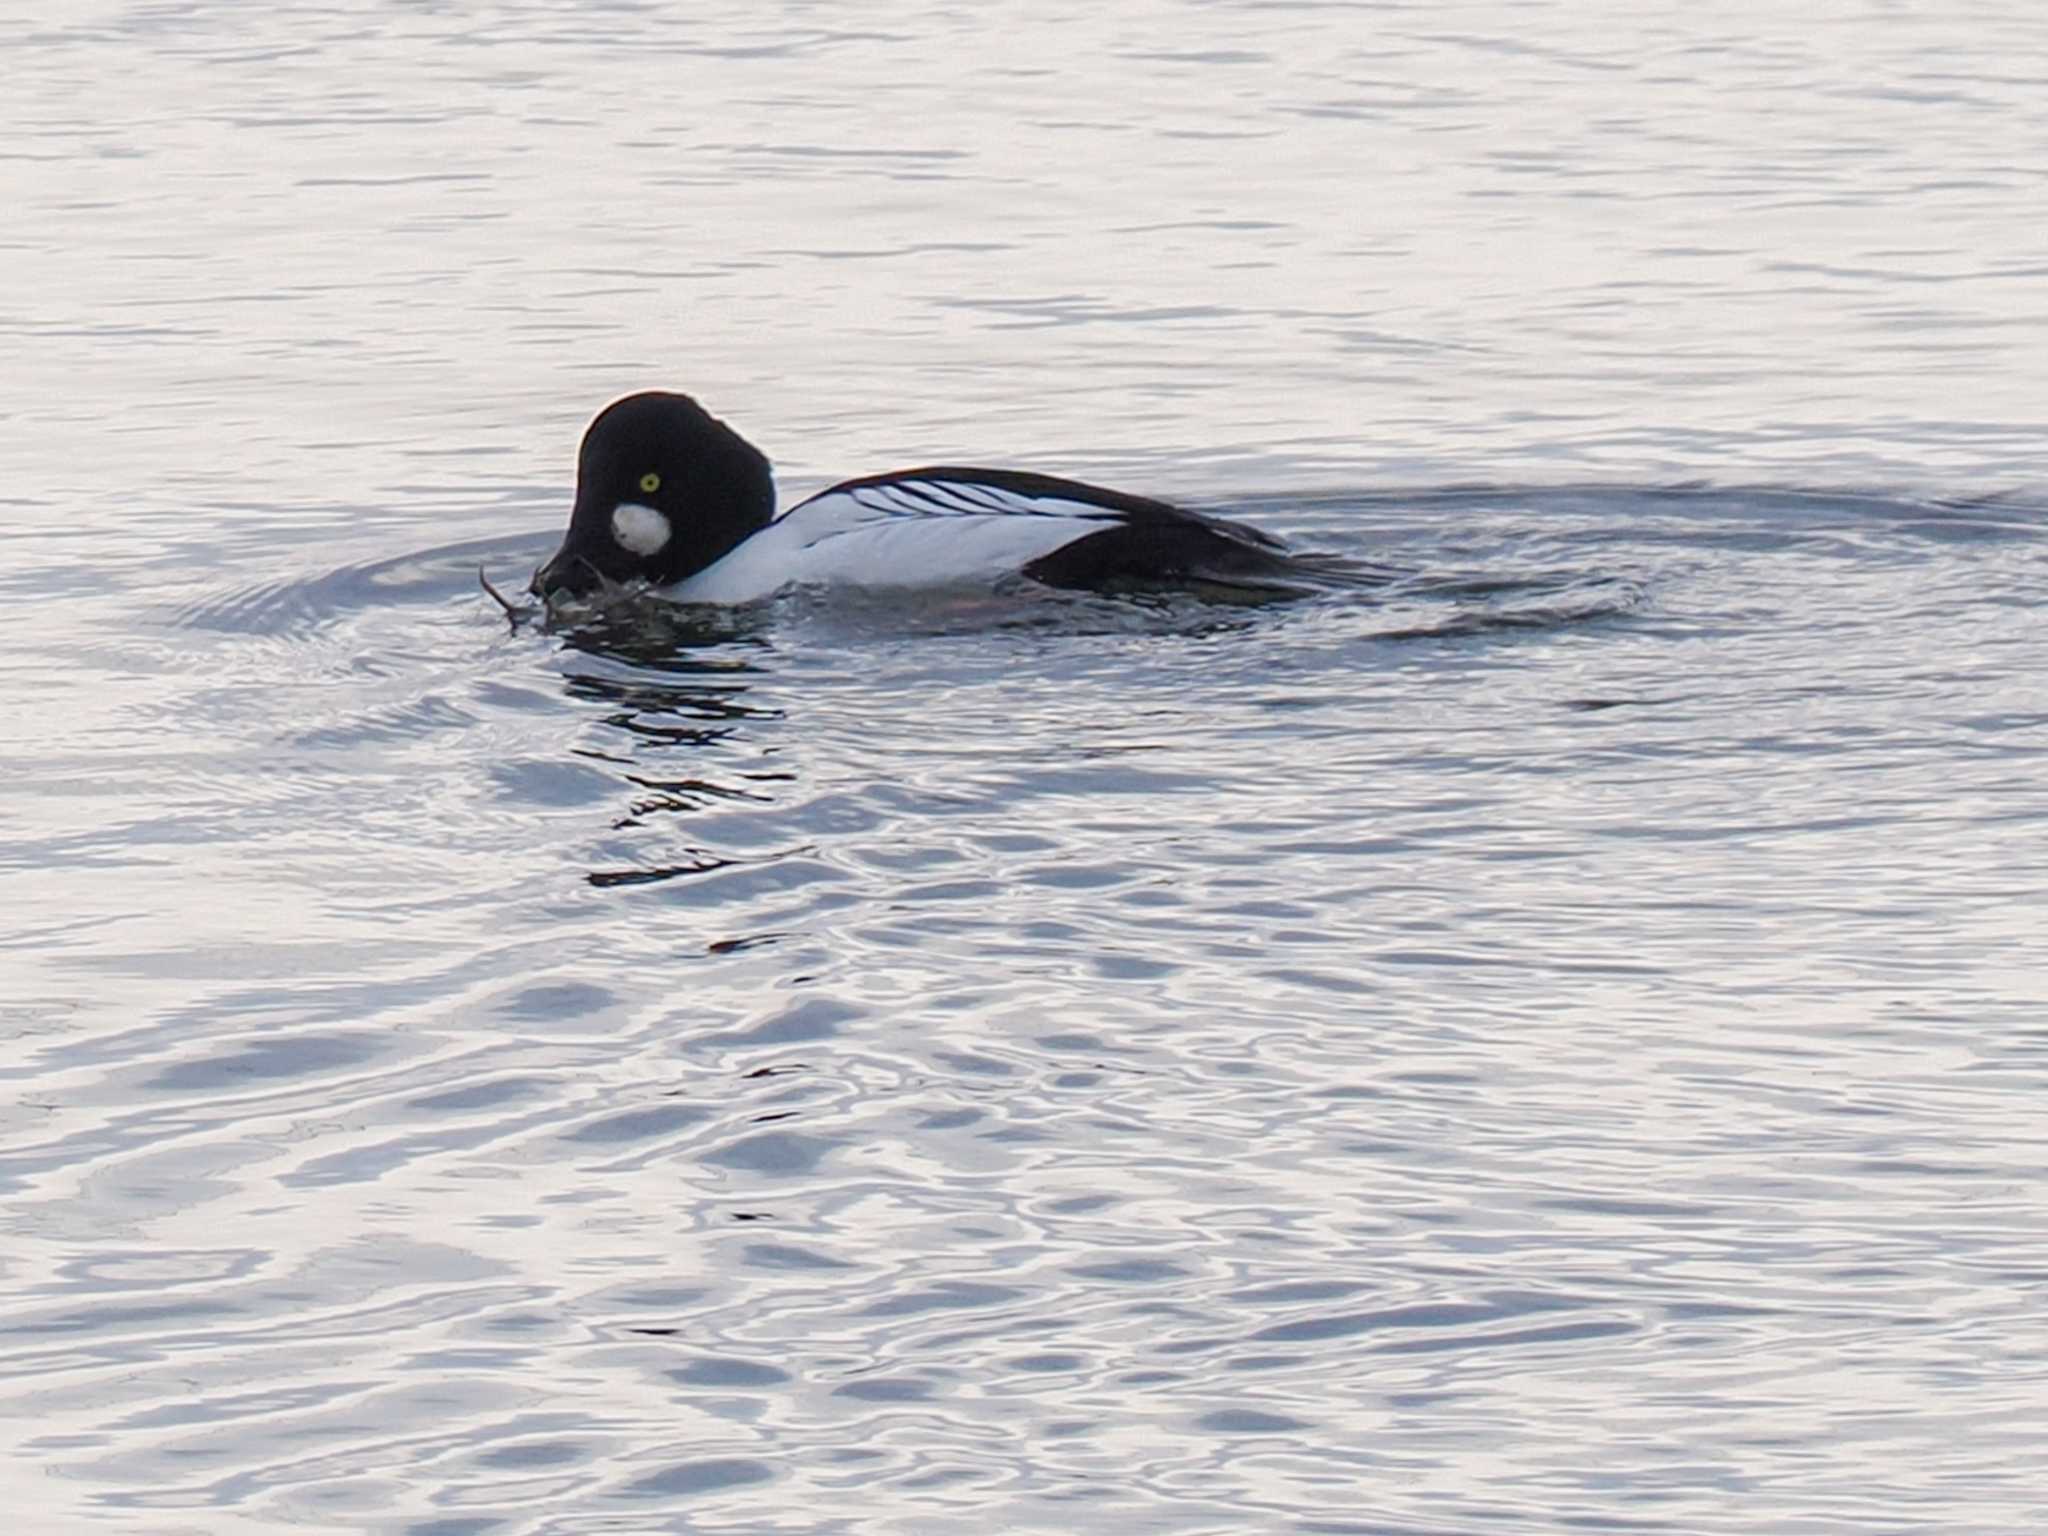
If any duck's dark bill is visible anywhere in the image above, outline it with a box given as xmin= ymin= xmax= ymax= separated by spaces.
xmin=531 ymin=489 xmax=638 ymax=597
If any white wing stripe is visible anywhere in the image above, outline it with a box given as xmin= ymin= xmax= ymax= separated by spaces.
xmin=929 ymin=480 xmax=1019 ymax=512
xmin=844 ymin=478 xmax=1070 ymax=520
xmin=905 ymin=481 xmax=993 ymax=515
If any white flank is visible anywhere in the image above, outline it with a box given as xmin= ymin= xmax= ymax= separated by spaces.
xmin=660 ymin=479 xmax=1124 ymax=604
xmin=610 ymin=502 xmax=672 ymax=557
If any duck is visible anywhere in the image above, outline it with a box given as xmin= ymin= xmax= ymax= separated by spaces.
xmin=529 ymin=391 xmax=1345 ymax=606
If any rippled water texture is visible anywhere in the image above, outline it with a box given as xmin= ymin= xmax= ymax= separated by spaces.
xmin=6 ymin=5 xmax=2048 ymax=1534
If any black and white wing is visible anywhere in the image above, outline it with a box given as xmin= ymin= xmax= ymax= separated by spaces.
xmin=663 ymin=466 xmax=1301 ymax=602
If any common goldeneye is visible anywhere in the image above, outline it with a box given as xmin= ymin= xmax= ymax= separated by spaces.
xmin=530 ymin=391 xmax=1332 ymax=605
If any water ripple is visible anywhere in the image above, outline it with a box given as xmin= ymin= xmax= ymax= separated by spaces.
xmin=8 ymin=2 xmax=2048 ymax=1529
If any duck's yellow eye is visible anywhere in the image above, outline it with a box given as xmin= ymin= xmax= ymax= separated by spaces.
xmin=638 ymin=471 xmax=661 ymax=495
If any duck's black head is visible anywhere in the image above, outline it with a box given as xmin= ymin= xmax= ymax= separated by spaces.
xmin=531 ymin=392 xmax=775 ymax=602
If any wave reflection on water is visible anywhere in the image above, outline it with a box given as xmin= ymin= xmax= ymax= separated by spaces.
xmin=11 ymin=0 xmax=2048 ymax=1520
xmin=5 ymin=483 xmax=2046 ymax=1532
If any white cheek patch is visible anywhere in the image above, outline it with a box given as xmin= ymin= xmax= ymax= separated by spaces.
xmin=610 ymin=502 xmax=672 ymax=558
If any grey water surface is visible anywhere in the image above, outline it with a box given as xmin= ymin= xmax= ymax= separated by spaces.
xmin=6 ymin=4 xmax=2048 ymax=1534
